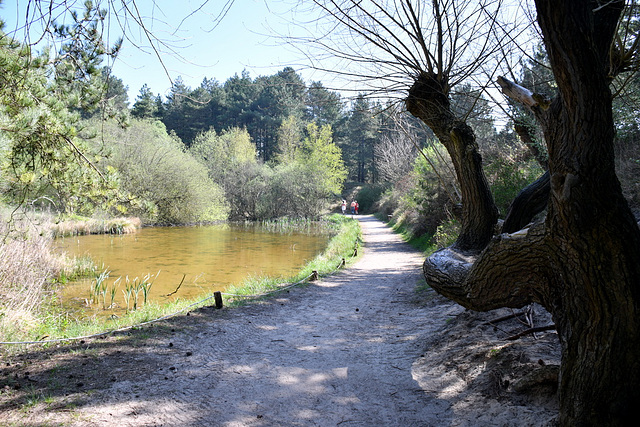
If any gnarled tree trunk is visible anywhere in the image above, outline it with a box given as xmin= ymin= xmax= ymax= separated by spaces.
xmin=417 ymin=1 xmax=640 ymax=425
xmin=406 ymin=72 xmax=498 ymax=253
xmin=536 ymin=2 xmax=640 ymax=423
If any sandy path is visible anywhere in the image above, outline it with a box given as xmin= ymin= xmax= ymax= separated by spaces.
xmin=1 ymin=215 xmax=559 ymax=426
xmin=80 ymin=215 xmax=462 ymax=426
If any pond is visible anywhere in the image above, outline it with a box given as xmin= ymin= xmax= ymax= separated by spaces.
xmin=55 ymin=223 xmax=331 ymax=317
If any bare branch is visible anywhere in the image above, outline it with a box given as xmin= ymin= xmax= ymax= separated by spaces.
xmin=281 ymin=0 xmax=522 ymax=104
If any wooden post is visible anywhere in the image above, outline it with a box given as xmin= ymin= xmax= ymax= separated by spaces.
xmin=310 ymin=271 xmax=319 ymax=281
xmin=214 ymin=291 xmax=223 ymax=309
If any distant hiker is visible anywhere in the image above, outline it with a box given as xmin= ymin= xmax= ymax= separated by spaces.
xmin=355 ymin=201 xmax=359 ymax=215
xmin=350 ymin=200 xmax=356 ymax=214
xmin=341 ymin=199 xmax=347 ymax=215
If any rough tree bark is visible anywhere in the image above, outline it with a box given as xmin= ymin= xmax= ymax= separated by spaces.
xmin=535 ymin=2 xmax=640 ymax=424
xmin=418 ymin=2 xmax=640 ymax=425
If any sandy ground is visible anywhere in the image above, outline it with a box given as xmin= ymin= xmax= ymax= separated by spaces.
xmin=0 ymin=215 xmax=560 ymax=426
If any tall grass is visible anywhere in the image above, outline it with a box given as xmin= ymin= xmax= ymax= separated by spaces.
xmin=0 ymin=221 xmax=65 ymax=339
xmin=250 ymin=216 xmax=337 ymax=235
xmin=47 ymin=216 xmax=141 ymax=238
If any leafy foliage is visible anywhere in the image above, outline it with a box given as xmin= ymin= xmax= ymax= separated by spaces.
xmin=0 ymin=27 xmax=120 ymax=215
xmin=190 ymin=127 xmax=257 ymax=184
xmin=298 ymin=122 xmax=347 ymax=197
xmin=83 ymin=119 xmax=229 ymax=224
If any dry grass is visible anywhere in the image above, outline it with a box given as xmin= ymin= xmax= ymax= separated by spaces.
xmin=0 ymin=222 xmax=65 ymax=337
xmin=47 ymin=216 xmax=142 ymax=238
xmin=0 ymin=212 xmax=140 ymax=340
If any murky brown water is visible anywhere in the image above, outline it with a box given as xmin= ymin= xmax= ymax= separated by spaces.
xmin=55 ymin=224 xmax=330 ymax=316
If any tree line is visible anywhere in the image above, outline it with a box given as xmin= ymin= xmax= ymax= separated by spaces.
xmin=130 ymin=68 xmax=393 ymax=183
xmin=0 ymin=0 xmax=562 ymax=228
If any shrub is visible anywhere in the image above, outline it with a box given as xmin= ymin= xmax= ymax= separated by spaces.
xmin=485 ymin=156 xmax=544 ymax=217
xmin=83 ymin=119 xmax=229 ymax=224
xmin=257 ymin=162 xmax=327 ymax=219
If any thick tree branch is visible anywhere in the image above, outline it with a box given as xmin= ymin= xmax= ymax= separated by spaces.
xmin=424 ymin=222 xmax=552 ymax=312
xmin=497 ymin=76 xmax=551 ymax=112
xmin=406 ymin=72 xmax=498 ymax=253
xmin=502 ymin=171 xmax=550 ymax=234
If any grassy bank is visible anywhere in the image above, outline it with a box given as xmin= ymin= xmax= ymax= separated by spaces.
xmin=379 ymin=213 xmax=459 ymax=255
xmin=224 ymin=214 xmax=361 ymax=302
xmin=0 ymin=214 xmax=361 ymax=350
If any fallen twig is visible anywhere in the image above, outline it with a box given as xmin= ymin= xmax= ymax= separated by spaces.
xmin=484 ymin=311 xmax=524 ymax=325
xmin=506 ymin=325 xmax=556 ymax=341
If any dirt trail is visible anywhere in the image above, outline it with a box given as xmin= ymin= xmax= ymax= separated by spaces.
xmin=0 ymin=215 xmax=559 ymax=426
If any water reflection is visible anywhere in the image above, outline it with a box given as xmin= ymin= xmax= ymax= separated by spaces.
xmin=56 ymin=224 xmax=329 ymax=315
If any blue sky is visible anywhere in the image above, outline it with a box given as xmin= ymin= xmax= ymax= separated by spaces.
xmin=1 ymin=0 xmax=329 ymax=101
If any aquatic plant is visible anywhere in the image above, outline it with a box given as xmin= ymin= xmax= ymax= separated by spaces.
xmin=140 ymin=271 xmax=158 ymax=305
xmin=110 ymin=277 xmax=120 ymax=309
xmin=122 ymin=276 xmax=133 ymax=312
xmin=120 ymin=273 xmax=156 ymax=313
xmin=89 ymin=269 xmax=110 ymax=308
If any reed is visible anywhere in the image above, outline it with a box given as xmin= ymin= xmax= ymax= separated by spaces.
xmin=47 ymin=216 xmax=142 ymax=238
xmin=89 ymin=269 xmax=110 ymax=308
xmin=140 ymin=271 xmax=158 ymax=305
xmin=109 ymin=277 xmax=119 ymax=309
xmin=122 ymin=276 xmax=134 ymax=313
xmin=132 ymin=277 xmax=142 ymax=311
xmin=117 ymin=272 xmax=157 ymax=313
xmin=250 ymin=217 xmax=336 ymax=235
xmin=61 ymin=255 xmax=98 ymax=281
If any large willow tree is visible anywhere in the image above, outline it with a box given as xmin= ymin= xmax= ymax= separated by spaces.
xmin=302 ymin=1 xmax=640 ymax=425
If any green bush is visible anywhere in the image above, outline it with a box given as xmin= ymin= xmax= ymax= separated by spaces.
xmin=433 ymin=218 xmax=460 ymax=249
xmin=256 ymin=162 xmax=329 ymax=219
xmin=83 ymin=119 xmax=229 ymax=224
xmin=485 ymin=157 xmax=544 ymax=217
